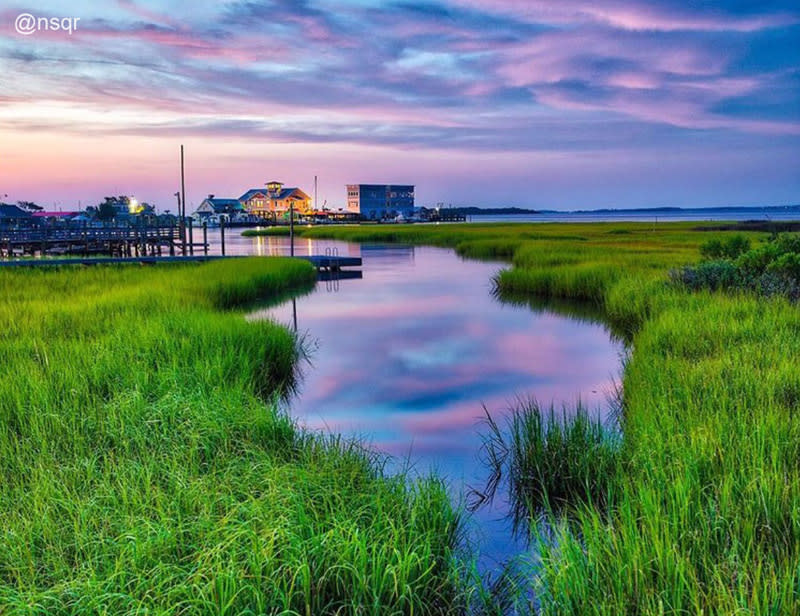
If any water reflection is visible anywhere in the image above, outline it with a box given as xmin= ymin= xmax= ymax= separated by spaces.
xmin=495 ymin=289 xmax=631 ymax=343
xmin=246 ymin=237 xmax=623 ymax=569
xmin=203 ymin=227 xmax=360 ymax=259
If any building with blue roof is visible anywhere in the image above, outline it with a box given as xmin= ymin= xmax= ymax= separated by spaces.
xmin=193 ymin=195 xmax=245 ymax=221
xmin=0 ymin=203 xmax=33 ymax=227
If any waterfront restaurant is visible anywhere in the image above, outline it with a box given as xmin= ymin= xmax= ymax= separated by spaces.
xmin=239 ymin=182 xmax=312 ymax=218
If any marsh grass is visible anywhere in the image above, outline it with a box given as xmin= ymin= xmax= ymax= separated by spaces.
xmin=307 ymin=221 xmax=800 ymax=614
xmin=0 ymin=258 xmax=465 ymax=615
xmin=7 ymin=221 xmax=798 ymax=613
xmin=473 ymin=400 xmax=622 ymax=534
xmin=459 ymin=559 xmax=536 ymax=616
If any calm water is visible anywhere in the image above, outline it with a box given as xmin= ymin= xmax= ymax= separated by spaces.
xmin=228 ymin=232 xmax=622 ymax=570
xmin=469 ymin=205 xmax=800 ymax=223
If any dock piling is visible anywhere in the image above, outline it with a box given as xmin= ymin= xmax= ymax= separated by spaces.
xmin=188 ymin=218 xmax=194 ymax=256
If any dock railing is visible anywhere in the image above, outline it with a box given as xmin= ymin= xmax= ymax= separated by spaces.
xmin=0 ymin=222 xmax=187 ymax=259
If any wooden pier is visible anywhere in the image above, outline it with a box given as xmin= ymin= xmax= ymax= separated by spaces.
xmin=300 ymin=256 xmax=362 ymax=271
xmin=0 ymin=219 xmax=362 ymax=280
xmin=0 ymin=225 xmax=190 ymax=259
xmin=0 ymin=253 xmax=363 ymax=279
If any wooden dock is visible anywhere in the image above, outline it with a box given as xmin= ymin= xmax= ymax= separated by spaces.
xmin=0 ymin=225 xmax=188 ymax=259
xmin=300 ymin=256 xmax=362 ymax=271
xmin=0 ymin=254 xmax=363 ymax=276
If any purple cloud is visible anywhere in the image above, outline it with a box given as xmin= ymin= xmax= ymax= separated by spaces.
xmin=0 ymin=0 xmax=797 ymax=208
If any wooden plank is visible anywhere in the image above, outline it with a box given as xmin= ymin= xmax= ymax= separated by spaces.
xmin=299 ymin=256 xmax=362 ymax=268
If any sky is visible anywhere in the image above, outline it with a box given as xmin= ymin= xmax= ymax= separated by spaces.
xmin=0 ymin=0 xmax=798 ymax=211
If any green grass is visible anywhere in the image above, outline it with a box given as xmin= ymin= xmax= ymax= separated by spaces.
xmin=473 ymin=399 xmax=622 ymax=531
xmin=5 ymin=222 xmax=799 ymax=613
xmin=296 ymin=221 xmax=800 ymax=614
xmin=0 ymin=258 xmax=464 ymax=615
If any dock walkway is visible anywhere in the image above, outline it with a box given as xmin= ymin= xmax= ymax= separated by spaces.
xmin=0 ymin=254 xmax=363 ymax=273
xmin=0 ymin=225 xmax=186 ymax=258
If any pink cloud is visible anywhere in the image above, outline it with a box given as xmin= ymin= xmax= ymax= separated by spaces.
xmin=449 ymin=0 xmax=798 ymax=32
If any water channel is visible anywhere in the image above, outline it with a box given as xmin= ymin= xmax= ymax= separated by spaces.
xmin=218 ymin=230 xmax=623 ymax=571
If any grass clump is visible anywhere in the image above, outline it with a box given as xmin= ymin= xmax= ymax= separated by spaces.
xmin=474 ymin=400 xmax=621 ymax=531
xmin=699 ymin=234 xmax=751 ymax=259
xmin=673 ymin=232 xmax=800 ymax=301
xmin=0 ymin=258 xmax=464 ymax=614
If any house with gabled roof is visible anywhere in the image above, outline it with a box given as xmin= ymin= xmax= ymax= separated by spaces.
xmin=239 ymin=181 xmax=312 ymax=218
xmin=194 ymin=195 xmax=244 ymax=221
xmin=0 ymin=203 xmax=33 ymax=227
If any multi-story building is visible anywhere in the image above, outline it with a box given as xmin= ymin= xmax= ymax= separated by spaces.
xmin=239 ymin=181 xmax=312 ymax=218
xmin=346 ymin=184 xmax=415 ymax=220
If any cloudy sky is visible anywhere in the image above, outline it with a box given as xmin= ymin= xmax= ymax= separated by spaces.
xmin=1 ymin=0 xmax=798 ymax=210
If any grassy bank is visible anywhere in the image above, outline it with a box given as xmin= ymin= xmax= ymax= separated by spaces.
xmin=289 ymin=222 xmax=800 ymax=614
xmin=0 ymin=259 xmax=463 ymax=614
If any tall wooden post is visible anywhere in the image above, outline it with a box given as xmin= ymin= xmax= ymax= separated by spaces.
xmin=220 ymin=218 xmax=226 ymax=256
xmin=202 ymin=222 xmax=208 ymax=256
xmin=289 ymin=201 xmax=294 ymax=257
xmin=188 ymin=217 xmax=194 ymax=256
xmin=180 ymin=144 xmax=186 ymax=255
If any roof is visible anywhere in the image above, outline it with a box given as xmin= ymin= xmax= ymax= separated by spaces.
xmin=238 ymin=189 xmax=266 ymax=201
xmin=32 ymin=211 xmax=80 ymax=217
xmin=351 ymin=184 xmax=415 ymax=190
xmin=0 ymin=204 xmax=32 ymax=218
xmin=201 ymin=198 xmax=244 ymax=213
xmin=239 ymin=187 xmax=307 ymax=202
